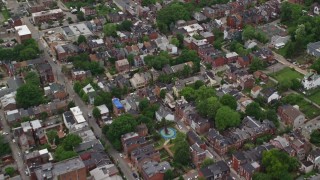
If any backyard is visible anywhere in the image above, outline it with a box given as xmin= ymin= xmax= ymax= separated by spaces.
xmin=271 ymin=67 xmax=303 ymax=82
xmin=307 ymin=90 xmax=320 ymax=106
xmin=296 ymin=99 xmax=320 ymax=119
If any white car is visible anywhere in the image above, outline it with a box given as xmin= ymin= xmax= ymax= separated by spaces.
xmin=12 ymin=139 xmax=15 ymax=143
xmin=119 ymin=153 xmax=123 ymax=158
xmin=2 ymin=132 xmax=8 ymax=135
xmin=178 ymin=125 xmax=182 ymax=129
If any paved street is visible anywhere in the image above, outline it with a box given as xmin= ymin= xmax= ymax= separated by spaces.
xmin=0 ymin=111 xmax=29 ymax=180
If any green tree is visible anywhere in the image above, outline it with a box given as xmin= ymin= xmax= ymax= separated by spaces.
xmin=194 ymin=80 xmax=205 ymax=89
xmin=291 ymin=79 xmax=302 ymax=90
xmin=170 ymin=37 xmax=179 ymax=47
xmin=278 ymin=79 xmax=293 ymax=92
xmin=157 ymin=3 xmax=191 ymax=33
xmin=253 ymin=173 xmax=272 ymax=180
xmin=180 ymin=87 xmax=196 ymax=101
xmin=92 ymin=107 xmax=101 ymax=119
xmin=164 ymin=169 xmax=174 ymax=180
xmin=261 ymin=149 xmax=299 ymax=179
xmin=245 ymin=102 xmax=264 ymax=120
xmin=25 ymin=71 xmax=40 ymax=86
xmin=220 ymin=94 xmax=237 ymax=110
xmin=19 ymin=48 xmax=37 ymax=60
xmin=215 ymin=106 xmax=241 ymax=131
xmin=174 ymin=139 xmax=191 ymax=166
xmin=61 ymin=134 xmax=82 ymax=151
xmin=77 ymin=11 xmax=85 ymax=21
xmin=139 ymin=98 xmax=150 ymax=111
xmin=160 ymin=89 xmax=166 ymax=99
xmin=68 ymin=101 xmax=76 ymax=109
xmin=176 ymin=33 xmax=184 ymax=48
xmin=141 ymin=0 xmax=156 ymax=6
xmin=106 ymin=114 xmax=137 ymax=150
xmin=103 ymin=23 xmax=117 ymax=37
xmin=127 ymin=54 xmax=135 ymax=66
xmin=77 ymin=35 xmax=87 ymax=44
xmin=201 ymin=158 xmax=215 ymax=168
xmin=197 ymin=97 xmax=221 ymax=119
xmin=46 ymin=130 xmax=59 ymax=145
xmin=311 ymin=129 xmax=320 ymax=146
xmin=5 ymin=167 xmax=15 ymax=177
xmin=265 ymin=109 xmax=279 ymax=127
xmin=0 ymin=135 xmax=11 ymax=156
xmin=16 ymin=84 xmax=44 ymax=108
xmin=118 ymin=20 xmax=133 ymax=31
xmin=311 ymin=59 xmax=320 ymax=73
xmin=54 ymin=146 xmax=78 ymax=162
xmin=249 ymin=58 xmax=266 ymax=72
xmin=196 ymin=86 xmax=216 ymax=101
xmin=73 ymin=81 xmax=82 ymax=94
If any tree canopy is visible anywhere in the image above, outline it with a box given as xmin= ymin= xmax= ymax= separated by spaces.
xmin=201 ymin=158 xmax=215 ymax=168
xmin=157 ymin=2 xmax=191 ymax=33
xmin=61 ymin=134 xmax=82 ymax=151
xmin=173 ymin=133 xmax=191 ymax=166
xmin=220 ymin=94 xmax=237 ymax=110
xmin=16 ymin=84 xmax=44 ymax=108
xmin=257 ymin=149 xmax=299 ymax=180
xmin=311 ymin=129 xmax=320 ymax=146
xmin=25 ymin=71 xmax=41 ymax=87
xmin=215 ymin=106 xmax=241 ymax=131
xmin=245 ymin=102 xmax=264 ymax=120
xmin=0 ymin=135 xmax=11 ymax=157
xmin=92 ymin=107 xmax=101 ymax=119
xmin=197 ymin=97 xmax=221 ymax=120
xmin=105 ymin=114 xmax=137 ymax=150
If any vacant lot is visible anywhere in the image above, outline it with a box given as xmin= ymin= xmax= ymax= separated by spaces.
xmin=272 ymin=67 xmax=303 ymax=82
xmin=297 ymin=99 xmax=320 ymax=119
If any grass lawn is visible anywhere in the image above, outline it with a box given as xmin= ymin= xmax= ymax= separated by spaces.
xmin=296 ymin=99 xmax=320 ymax=119
xmin=154 ymin=139 xmax=165 ymax=148
xmin=169 ymin=146 xmax=175 ymax=154
xmin=159 ymin=149 xmax=170 ymax=160
xmin=1 ymin=8 xmax=10 ymax=21
xmin=271 ymin=67 xmax=303 ymax=82
xmin=308 ymin=91 xmax=320 ymax=106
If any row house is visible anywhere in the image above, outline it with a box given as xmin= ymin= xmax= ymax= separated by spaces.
xmin=55 ymin=44 xmax=80 ymax=61
xmin=87 ymin=38 xmax=106 ymax=52
xmin=36 ymin=63 xmax=54 ymax=85
xmin=80 ymin=7 xmax=97 ymax=17
xmin=207 ymin=116 xmax=275 ymax=155
xmin=175 ymin=102 xmax=210 ymax=134
xmin=121 ymin=132 xmax=147 ymax=155
xmin=232 ymin=144 xmax=275 ymax=180
xmin=107 ymin=12 xmax=126 ymax=23
xmin=199 ymin=161 xmax=230 ymax=180
xmin=130 ymin=144 xmax=160 ymax=171
xmin=190 ymin=143 xmax=206 ymax=168
xmin=24 ymin=148 xmax=50 ymax=167
xmin=278 ymin=105 xmax=306 ymax=129
xmin=116 ymin=31 xmax=139 ymax=44
xmin=141 ymin=161 xmax=171 ymax=180
xmin=32 ymin=9 xmax=64 ymax=24
xmin=6 ymin=100 xmax=68 ymax=125
xmin=72 ymin=70 xmax=91 ymax=81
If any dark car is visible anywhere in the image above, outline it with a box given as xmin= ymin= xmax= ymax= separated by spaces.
xmin=133 ymin=173 xmax=138 ymax=178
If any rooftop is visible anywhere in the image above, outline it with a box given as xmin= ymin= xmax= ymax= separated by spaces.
xmin=14 ymin=25 xmax=31 ymax=36
xmin=52 ymin=157 xmax=85 ymax=176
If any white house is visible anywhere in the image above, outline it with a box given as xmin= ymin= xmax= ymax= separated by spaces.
xmin=260 ymin=88 xmax=280 ymax=103
xmin=302 ymin=73 xmax=320 ymax=90
xmin=155 ymin=105 xmax=174 ymax=122
xmin=83 ymin=83 xmax=96 ymax=104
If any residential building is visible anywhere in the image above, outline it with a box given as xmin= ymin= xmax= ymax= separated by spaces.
xmin=32 ymin=9 xmax=64 ymax=24
xmin=72 ymin=70 xmax=90 ymax=81
xmin=199 ymin=161 xmax=230 ymax=180
xmin=278 ymin=105 xmax=306 ymax=129
xmin=82 ymin=84 xmax=96 ymax=105
xmin=121 ymin=132 xmax=146 ymax=155
xmin=302 ymin=72 xmax=320 ymax=90
xmin=34 ymin=157 xmax=86 ymax=180
xmin=155 ymin=105 xmax=174 ymax=122
xmin=89 ymin=164 xmax=121 ymax=180
xmin=44 ymin=83 xmax=68 ymax=100
xmin=187 ymin=131 xmax=206 ymax=150
xmin=80 ymin=7 xmax=96 ymax=16
xmin=190 ymin=143 xmax=206 ymax=168
xmin=14 ymin=25 xmax=32 ymax=44
xmin=54 ymin=44 xmax=80 ymax=61
xmin=130 ymin=73 xmax=146 ymax=89
xmin=259 ymin=87 xmax=280 ymax=103
xmin=130 ymin=144 xmax=160 ymax=171
xmin=112 ymin=98 xmax=125 ymax=116
xmin=36 ymin=63 xmax=54 ymax=85
xmin=307 ymin=41 xmax=320 ymax=57
xmin=0 ymin=92 xmax=16 ymax=111
xmin=307 ymin=149 xmax=320 ymax=169
xmin=141 ymin=161 xmax=171 ymax=180
xmin=115 ymin=59 xmax=130 ymax=73
xmin=136 ymin=123 xmax=148 ymax=137
xmin=24 ymin=148 xmax=50 ymax=166
xmin=96 ymin=104 xmax=109 ymax=117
